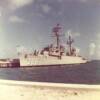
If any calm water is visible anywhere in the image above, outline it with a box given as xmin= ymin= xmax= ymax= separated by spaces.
xmin=0 ymin=61 xmax=100 ymax=84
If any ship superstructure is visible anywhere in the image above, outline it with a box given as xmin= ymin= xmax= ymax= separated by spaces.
xmin=19 ymin=24 xmax=87 ymax=67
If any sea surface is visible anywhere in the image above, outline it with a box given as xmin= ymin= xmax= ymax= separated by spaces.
xmin=0 ymin=60 xmax=100 ymax=84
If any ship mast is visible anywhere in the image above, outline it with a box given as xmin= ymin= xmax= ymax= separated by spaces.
xmin=67 ymin=35 xmax=74 ymax=56
xmin=52 ymin=24 xmax=62 ymax=48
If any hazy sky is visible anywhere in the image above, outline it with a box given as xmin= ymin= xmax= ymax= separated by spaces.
xmin=0 ymin=0 xmax=100 ymax=59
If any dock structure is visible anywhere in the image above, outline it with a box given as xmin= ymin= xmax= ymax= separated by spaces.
xmin=0 ymin=59 xmax=20 ymax=68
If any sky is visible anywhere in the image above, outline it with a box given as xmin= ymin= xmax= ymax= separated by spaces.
xmin=0 ymin=0 xmax=100 ymax=59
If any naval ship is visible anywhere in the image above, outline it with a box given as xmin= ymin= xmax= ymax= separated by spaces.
xmin=18 ymin=24 xmax=87 ymax=67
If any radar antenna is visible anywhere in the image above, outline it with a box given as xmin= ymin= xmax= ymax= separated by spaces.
xmin=52 ymin=24 xmax=62 ymax=48
xmin=67 ymin=34 xmax=74 ymax=55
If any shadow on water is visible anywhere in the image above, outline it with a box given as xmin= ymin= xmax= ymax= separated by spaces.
xmin=0 ymin=60 xmax=100 ymax=84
